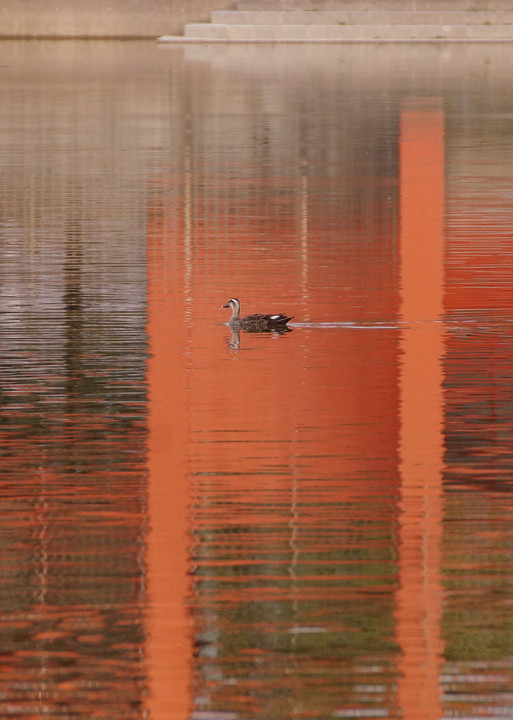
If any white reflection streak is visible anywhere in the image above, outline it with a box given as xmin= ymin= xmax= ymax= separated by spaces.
xmin=184 ymin=144 xmax=192 ymax=320
xmin=300 ymin=160 xmax=309 ymax=322
xmin=29 ymin=172 xmax=36 ymax=253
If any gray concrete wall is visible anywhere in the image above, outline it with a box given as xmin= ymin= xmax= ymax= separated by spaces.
xmin=0 ymin=0 xmax=235 ymax=38
xmin=239 ymin=0 xmax=513 ymax=9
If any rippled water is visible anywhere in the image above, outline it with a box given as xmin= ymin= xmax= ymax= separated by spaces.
xmin=1 ymin=39 xmax=513 ymax=719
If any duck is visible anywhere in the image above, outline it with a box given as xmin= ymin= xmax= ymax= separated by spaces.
xmin=222 ymin=298 xmax=293 ymax=332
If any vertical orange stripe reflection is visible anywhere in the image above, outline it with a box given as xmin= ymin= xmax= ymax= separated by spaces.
xmin=397 ymin=99 xmax=445 ymax=720
xmin=146 ymin=222 xmax=191 ymax=719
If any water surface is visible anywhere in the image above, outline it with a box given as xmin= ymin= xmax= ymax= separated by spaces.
xmin=1 ymin=40 xmax=513 ymax=719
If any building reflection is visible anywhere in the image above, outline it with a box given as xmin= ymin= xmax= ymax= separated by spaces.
xmin=147 ymin=46 xmax=513 ymax=717
xmin=397 ymin=98 xmax=445 ymax=720
xmin=3 ymin=39 xmax=512 ymax=720
xmin=145 ymin=69 xmax=448 ymax=720
xmin=0 ymin=45 xmax=151 ymax=717
xmin=146 ymin=193 xmax=193 ymax=720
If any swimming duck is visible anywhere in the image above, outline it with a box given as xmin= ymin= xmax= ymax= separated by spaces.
xmin=223 ymin=298 xmax=293 ymax=332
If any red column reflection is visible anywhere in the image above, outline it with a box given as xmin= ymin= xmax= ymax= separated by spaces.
xmin=397 ymin=98 xmax=445 ymax=720
xmin=146 ymin=198 xmax=192 ymax=720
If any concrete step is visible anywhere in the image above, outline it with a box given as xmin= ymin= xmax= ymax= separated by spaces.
xmin=212 ymin=9 xmax=513 ymax=24
xmin=183 ymin=22 xmax=513 ymax=40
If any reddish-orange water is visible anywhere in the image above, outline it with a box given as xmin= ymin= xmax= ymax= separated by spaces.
xmin=1 ymin=40 xmax=513 ymax=720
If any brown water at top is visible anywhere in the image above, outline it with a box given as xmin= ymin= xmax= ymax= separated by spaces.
xmin=1 ymin=40 xmax=513 ymax=720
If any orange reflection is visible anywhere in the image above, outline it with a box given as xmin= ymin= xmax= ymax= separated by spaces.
xmin=144 ymin=99 xmax=405 ymax=718
xmin=397 ymin=98 xmax=445 ymax=720
xmin=170 ymin=173 xmax=401 ymax=716
xmin=146 ymin=193 xmax=192 ymax=720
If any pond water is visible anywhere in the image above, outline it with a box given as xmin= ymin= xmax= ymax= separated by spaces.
xmin=1 ymin=39 xmax=513 ymax=719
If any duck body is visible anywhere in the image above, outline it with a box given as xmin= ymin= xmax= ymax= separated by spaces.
xmin=223 ymin=298 xmax=293 ymax=332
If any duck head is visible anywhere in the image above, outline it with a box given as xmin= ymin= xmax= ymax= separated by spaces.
xmin=222 ymin=298 xmax=241 ymax=320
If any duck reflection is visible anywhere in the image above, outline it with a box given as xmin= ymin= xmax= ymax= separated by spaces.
xmin=226 ymin=326 xmax=293 ymax=350
xmin=227 ymin=329 xmax=241 ymax=350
